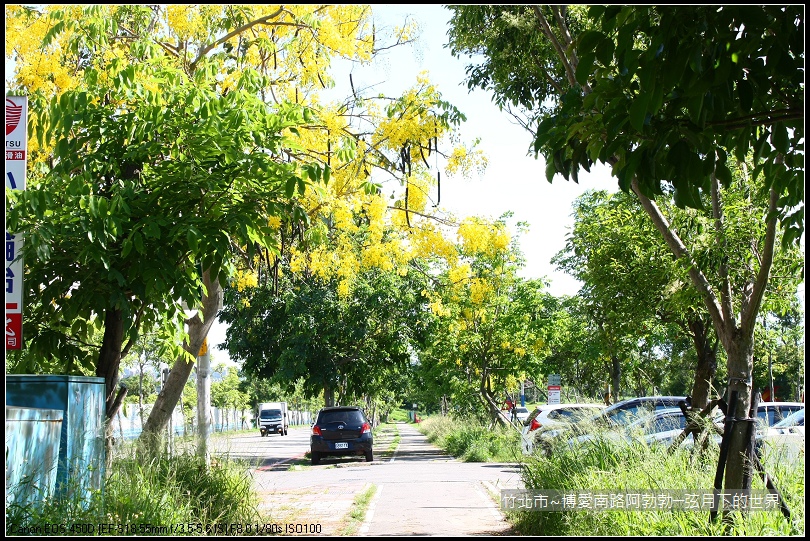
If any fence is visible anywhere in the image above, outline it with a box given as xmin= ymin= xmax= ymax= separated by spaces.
xmin=112 ymin=405 xmax=314 ymax=440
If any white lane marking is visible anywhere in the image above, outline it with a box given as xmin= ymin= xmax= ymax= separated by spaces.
xmin=358 ymin=483 xmax=383 ymax=536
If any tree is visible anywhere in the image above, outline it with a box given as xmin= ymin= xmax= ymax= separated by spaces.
xmin=211 ymin=364 xmax=250 ymax=429
xmin=446 ymin=5 xmax=803 ymax=491
xmin=6 ymin=5 xmax=484 ymax=446
xmin=221 ymin=263 xmax=433 ymax=408
xmin=418 ymin=216 xmax=549 ymax=425
xmin=5 ymin=43 xmax=318 ymax=442
xmin=553 ymin=189 xmax=718 ymax=404
xmin=119 ymin=333 xmax=172 ymax=428
xmin=535 ymin=294 xmax=605 ymax=400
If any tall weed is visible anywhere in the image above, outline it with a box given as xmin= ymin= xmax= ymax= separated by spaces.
xmin=419 ymin=415 xmax=522 ymax=463
xmin=6 ymin=440 xmax=262 ymax=535
xmin=514 ymin=430 xmax=804 ymax=536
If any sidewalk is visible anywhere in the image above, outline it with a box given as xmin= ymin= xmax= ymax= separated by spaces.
xmin=251 ymin=422 xmax=523 ymax=536
xmin=358 ymin=422 xmax=522 ymax=536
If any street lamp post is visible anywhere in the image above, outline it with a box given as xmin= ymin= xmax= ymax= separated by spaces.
xmin=197 ymin=338 xmax=210 ymax=465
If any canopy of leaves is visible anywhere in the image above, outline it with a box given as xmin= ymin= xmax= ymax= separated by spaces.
xmin=220 ymin=265 xmax=434 ymax=405
xmin=5 ymin=49 xmax=316 ymax=371
xmin=447 ymin=5 xmax=804 ymax=246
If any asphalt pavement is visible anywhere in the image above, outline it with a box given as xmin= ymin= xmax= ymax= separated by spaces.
xmin=250 ymin=422 xmax=524 ymax=536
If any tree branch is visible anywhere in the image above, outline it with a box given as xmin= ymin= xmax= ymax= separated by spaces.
xmin=532 ymin=6 xmax=578 ymax=88
xmin=741 ymin=183 xmax=779 ymax=336
xmin=630 ymin=176 xmax=727 ymax=342
xmin=710 ymin=173 xmax=735 ymax=328
xmin=189 ymin=7 xmax=288 ymax=72
xmin=706 ymin=109 xmax=803 ymax=130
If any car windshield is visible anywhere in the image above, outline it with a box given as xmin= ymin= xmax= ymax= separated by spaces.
xmin=261 ymin=409 xmax=281 ymax=419
xmin=772 ymin=408 xmax=804 ymax=428
xmin=318 ymin=409 xmax=365 ymax=424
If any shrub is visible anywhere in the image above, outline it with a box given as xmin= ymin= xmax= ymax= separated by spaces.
xmin=6 ymin=441 xmax=262 ymax=535
xmin=513 ymin=428 xmax=805 ymax=536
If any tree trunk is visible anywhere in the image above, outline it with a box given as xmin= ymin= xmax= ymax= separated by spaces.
xmin=631 ymin=177 xmax=777 ymax=494
xmin=610 ymin=354 xmax=621 ymax=401
xmin=722 ymin=337 xmax=756 ymax=492
xmin=138 ymin=358 xmax=145 ymax=428
xmin=139 ymin=268 xmax=222 ymax=450
xmin=323 ymin=385 xmax=335 ymax=407
xmin=96 ymin=307 xmax=127 ymax=450
xmin=688 ymin=318 xmax=718 ymax=411
xmin=97 ymin=307 xmax=124 ymax=414
xmin=480 ymin=370 xmax=507 ymax=427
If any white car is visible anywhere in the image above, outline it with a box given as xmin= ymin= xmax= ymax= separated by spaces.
xmin=571 ymin=408 xmax=688 ymax=448
xmin=713 ymin=401 xmax=804 ymax=429
xmin=520 ymin=403 xmax=606 ymax=454
xmin=758 ymin=408 xmax=804 ymax=462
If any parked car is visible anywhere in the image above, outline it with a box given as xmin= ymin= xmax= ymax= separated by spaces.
xmin=757 ymin=408 xmax=804 ymax=462
xmin=665 ymin=401 xmax=806 ymax=451
xmin=766 ymin=407 xmax=805 ymax=435
xmin=535 ymin=396 xmax=689 ymax=454
xmin=520 ymin=403 xmax=606 ymax=455
xmin=754 ymin=401 xmax=804 ymax=429
xmin=310 ymin=406 xmax=374 ymax=465
xmin=571 ymin=408 xmax=690 ymax=448
xmin=524 ymin=403 xmax=606 ymax=431
xmin=713 ymin=401 xmax=804 ymax=430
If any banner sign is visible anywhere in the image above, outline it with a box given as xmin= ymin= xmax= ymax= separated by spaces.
xmin=6 ymin=96 xmax=27 ymax=349
xmin=548 ymin=385 xmax=561 ymax=405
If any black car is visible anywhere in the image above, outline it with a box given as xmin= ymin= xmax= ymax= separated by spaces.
xmin=310 ymin=406 xmax=374 ymax=465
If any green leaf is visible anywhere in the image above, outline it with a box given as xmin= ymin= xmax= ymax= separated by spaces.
xmin=575 ymin=53 xmax=596 ymax=86
xmin=187 ymin=229 xmax=199 ymax=253
xmin=629 ymin=92 xmax=651 ymax=133
xmin=595 ymin=38 xmax=615 ymax=67
xmin=578 ymin=30 xmax=604 ymax=54
xmin=545 ymin=159 xmax=557 ymax=183
xmin=771 ymin=122 xmax=789 ymax=155
xmin=285 ymin=177 xmax=297 ymax=198
xmin=133 ymin=231 xmax=145 ymax=254
xmin=715 ymin=162 xmax=732 ymax=188
xmin=753 ymin=130 xmax=770 ymax=162
xmin=672 ymin=178 xmax=703 ymax=210
xmin=55 ymin=138 xmax=68 ymax=158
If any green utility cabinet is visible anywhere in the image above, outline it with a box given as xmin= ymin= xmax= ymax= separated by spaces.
xmin=5 ymin=375 xmax=106 ymax=503
xmin=5 ymin=406 xmax=63 ymax=509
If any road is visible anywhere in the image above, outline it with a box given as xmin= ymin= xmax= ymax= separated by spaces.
xmin=208 ymin=422 xmax=524 ymax=536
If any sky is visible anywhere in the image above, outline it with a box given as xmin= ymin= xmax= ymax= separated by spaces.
xmin=207 ymin=5 xmax=619 ymax=365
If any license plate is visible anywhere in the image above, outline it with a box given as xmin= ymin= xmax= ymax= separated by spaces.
xmin=334 ymin=442 xmax=348 ymax=449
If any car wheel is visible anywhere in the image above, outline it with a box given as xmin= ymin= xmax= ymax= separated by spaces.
xmin=365 ymin=450 xmax=373 ymax=462
xmin=311 ymin=452 xmax=321 ymax=465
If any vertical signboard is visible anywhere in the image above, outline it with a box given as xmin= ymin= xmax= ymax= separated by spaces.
xmin=547 ymin=374 xmax=561 ymax=405
xmin=6 ymin=96 xmax=27 ymax=349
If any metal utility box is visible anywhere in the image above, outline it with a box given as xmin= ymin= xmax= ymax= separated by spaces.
xmin=5 ymin=406 xmax=63 ymax=509
xmin=5 ymin=375 xmax=106 ymax=503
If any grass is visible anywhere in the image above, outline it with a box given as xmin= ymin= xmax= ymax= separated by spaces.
xmin=512 ymin=433 xmax=805 ymax=535
xmin=414 ymin=412 xmax=804 ymax=536
xmin=6 ymin=436 xmax=270 ymax=536
xmin=419 ymin=414 xmax=523 ymax=463
xmin=337 ymin=485 xmax=378 ymax=536
xmin=385 ymin=408 xmax=413 ymax=423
